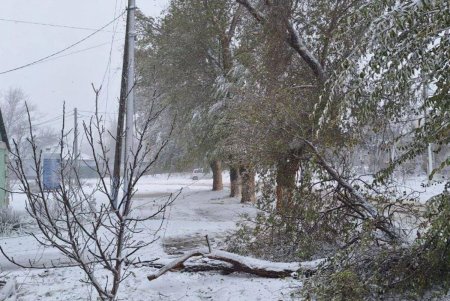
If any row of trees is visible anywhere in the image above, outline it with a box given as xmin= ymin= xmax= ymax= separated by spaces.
xmin=136 ymin=0 xmax=448 ymax=199
xmin=1 ymin=0 xmax=447 ymax=299
xmin=134 ymin=0 xmax=449 ymax=299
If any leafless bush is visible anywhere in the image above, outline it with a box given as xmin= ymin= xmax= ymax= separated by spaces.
xmin=0 ymin=208 xmax=21 ymax=236
xmin=0 ymin=87 xmax=175 ymax=300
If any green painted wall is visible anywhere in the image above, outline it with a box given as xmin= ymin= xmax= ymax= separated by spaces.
xmin=0 ymin=142 xmax=7 ymax=207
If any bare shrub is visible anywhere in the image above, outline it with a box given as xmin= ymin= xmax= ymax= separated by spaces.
xmin=0 ymin=87 xmax=175 ymax=300
xmin=0 ymin=208 xmax=21 ymax=236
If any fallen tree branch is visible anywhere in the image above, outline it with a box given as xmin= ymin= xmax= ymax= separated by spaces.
xmin=147 ymin=248 xmax=323 ymax=281
xmin=140 ymin=259 xmax=235 ymax=274
xmin=298 ymin=138 xmax=406 ymax=243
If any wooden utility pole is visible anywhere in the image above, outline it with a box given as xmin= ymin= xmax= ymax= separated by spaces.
xmin=73 ymin=107 xmax=79 ymax=167
xmin=112 ymin=0 xmax=136 ymax=209
xmin=111 ymin=7 xmax=130 ymax=209
xmin=123 ymin=0 xmax=136 ymax=202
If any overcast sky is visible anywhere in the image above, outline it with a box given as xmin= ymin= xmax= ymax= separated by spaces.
xmin=0 ymin=0 xmax=168 ymax=128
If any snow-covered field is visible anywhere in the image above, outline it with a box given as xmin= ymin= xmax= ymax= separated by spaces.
xmin=0 ymin=172 xmax=446 ymax=300
xmin=0 ymin=174 xmax=300 ymax=300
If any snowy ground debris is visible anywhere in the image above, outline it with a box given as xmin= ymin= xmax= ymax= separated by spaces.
xmin=0 ymin=174 xmax=445 ymax=300
xmin=1 ymin=174 xmax=301 ymax=300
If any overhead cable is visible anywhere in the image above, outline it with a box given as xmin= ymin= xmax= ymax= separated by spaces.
xmin=0 ymin=17 xmax=124 ymax=33
xmin=0 ymin=10 xmax=126 ymax=75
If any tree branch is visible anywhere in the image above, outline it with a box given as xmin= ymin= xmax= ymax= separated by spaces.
xmin=237 ymin=0 xmax=326 ymax=82
xmin=298 ymin=137 xmax=406 ymax=243
xmin=147 ymin=248 xmax=322 ymax=281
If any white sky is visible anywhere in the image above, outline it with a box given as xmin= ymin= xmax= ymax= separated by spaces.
xmin=0 ymin=0 xmax=168 ymax=127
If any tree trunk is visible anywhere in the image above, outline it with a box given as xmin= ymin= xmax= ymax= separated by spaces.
xmin=276 ymin=152 xmax=300 ymax=212
xmin=210 ymin=160 xmax=223 ymax=191
xmin=229 ymin=166 xmax=241 ymax=197
xmin=240 ymin=166 xmax=256 ymax=203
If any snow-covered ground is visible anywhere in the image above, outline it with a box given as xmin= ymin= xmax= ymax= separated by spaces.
xmin=0 ymin=172 xmax=446 ymax=300
xmin=1 ymin=173 xmax=300 ymax=300
xmin=354 ymin=174 xmax=447 ymax=204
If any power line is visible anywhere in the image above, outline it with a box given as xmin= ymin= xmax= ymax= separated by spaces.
xmin=0 ymin=17 xmax=124 ymax=34
xmin=0 ymin=41 xmax=117 ymax=80
xmin=78 ymin=110 xmax=118 ymax=115
xmin=0 ymin=38 xmax=124 ymax=70
xmin=33 ymin=113 xmax=73 ymax=127
xmin=38 ymin=38 xmax=124 ymax=65
xmin=13 ymin=113 xmax=74 ymax=132
xmin=102 ymin=0 xmax=123 ymax=113
xmin=0 ymin=10 xmax=126 ymax=76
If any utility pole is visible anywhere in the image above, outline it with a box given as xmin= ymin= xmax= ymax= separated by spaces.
xmin=74 ymin=107 xmax=79 ymax=167
xmin=111 ymin=6 xmax=130 ymax=209
xmin=122 ymin=0 xmax=136 ymax=206
xmin=423 ymin=77 xmax=433 ymax=178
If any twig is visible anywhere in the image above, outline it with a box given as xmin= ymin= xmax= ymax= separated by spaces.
xmin=205 ymin=235 xmax=212 ymax=253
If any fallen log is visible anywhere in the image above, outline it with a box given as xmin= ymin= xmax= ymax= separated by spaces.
xmin=126 ymin=258 xmax=235 ymax=273
xmin=147 ymin=248 xmax=323 ymax=281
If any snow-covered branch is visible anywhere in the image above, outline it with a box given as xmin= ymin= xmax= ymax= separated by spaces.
xmin=147 ymin=248 xmax=324 ymax=280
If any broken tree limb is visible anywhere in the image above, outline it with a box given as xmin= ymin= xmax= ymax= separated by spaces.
xmin=147 ymin=248 xmax=323 ymax=281
xmin=299 ymin=138 xmax=406 ymax=243
xmin=127 ymin=259 xmax=235 ymax=274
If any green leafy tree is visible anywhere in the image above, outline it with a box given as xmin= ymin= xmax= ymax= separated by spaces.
xmin=322 ymin=0 xmax=449 ymax=181
xmin=136 ymin=1 xmax=244 ymax=192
